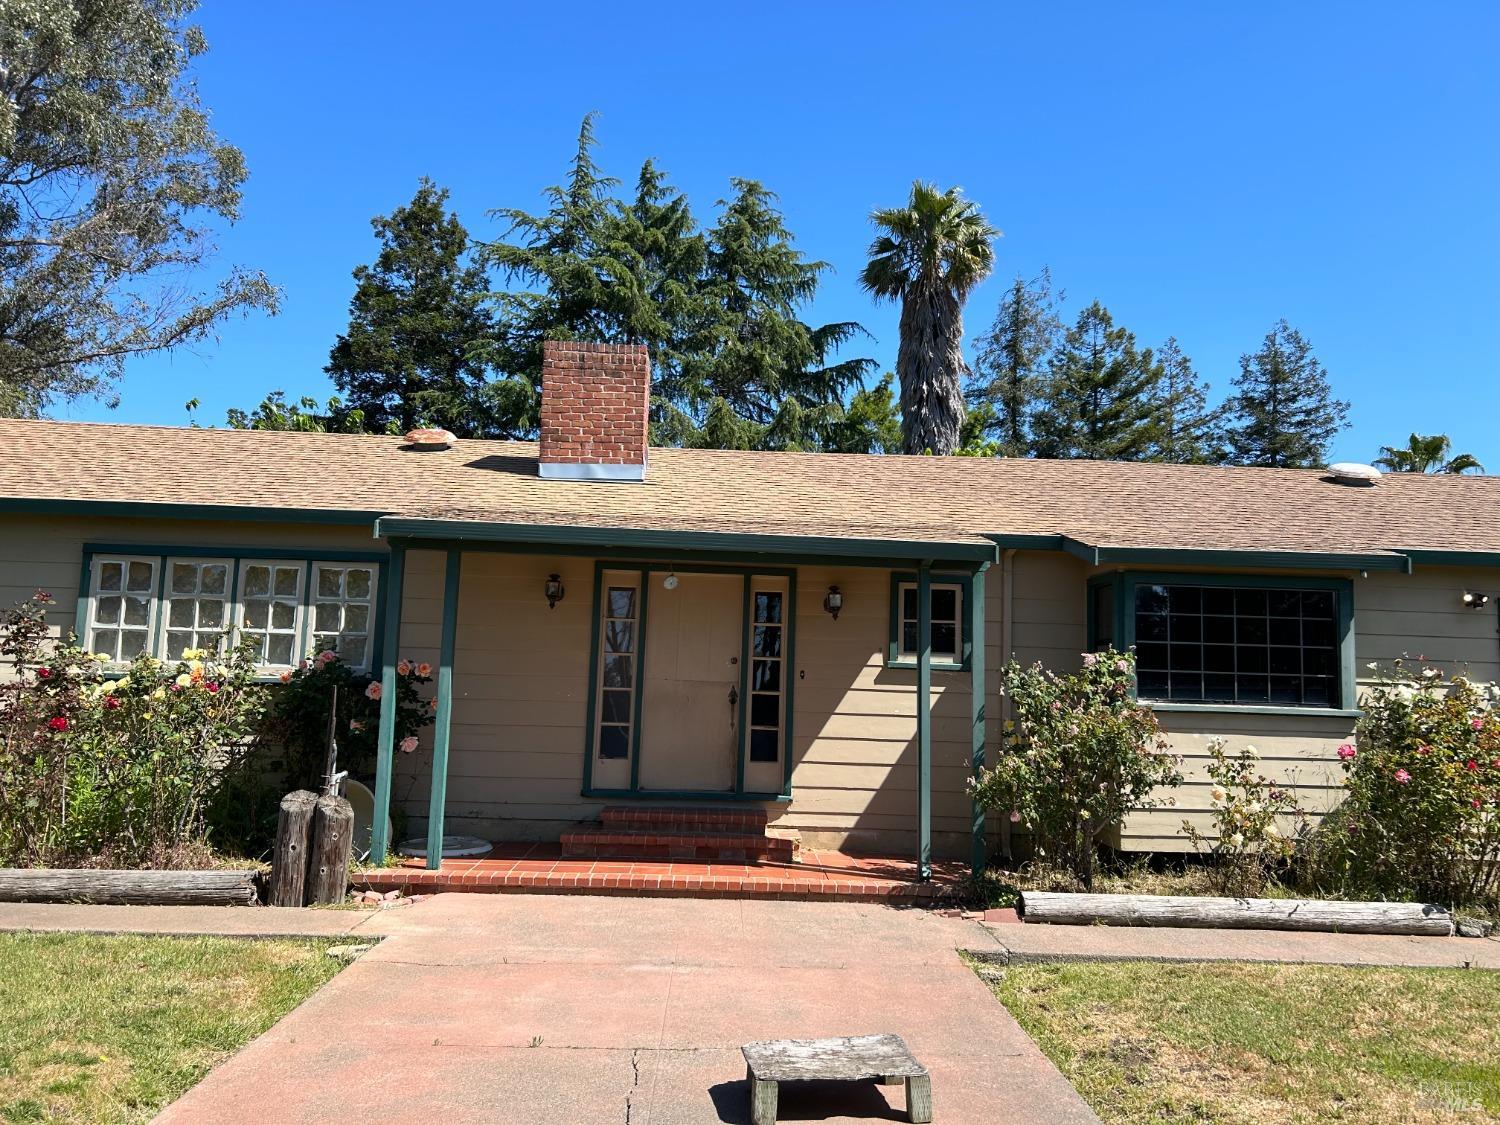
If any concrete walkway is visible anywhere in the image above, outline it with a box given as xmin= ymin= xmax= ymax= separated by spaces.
xmin=979 ymin=921 xmax=1500 ymax=969
xmin=0 ymin=901 xmax=377 ymax=938
xmin=127 ymin=895 xmax=1096 ymax=1125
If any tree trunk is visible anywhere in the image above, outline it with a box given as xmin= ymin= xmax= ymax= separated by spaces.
xmin=269 ymin=790 xmax=317 ymax=907
xmin=305 ymin=794 xmax=354 ymax=905
xmin=0 ymin=868 xmax=258 ymax=906
xmin=1020 ymin=891 xmax=1455 ymax=936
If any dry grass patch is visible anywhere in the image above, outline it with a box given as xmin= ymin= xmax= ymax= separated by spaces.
xmin=0 ymin=933 xmax=344 ymax=1123
xmin=975 ymin=958 xmax=1500 ymax=1123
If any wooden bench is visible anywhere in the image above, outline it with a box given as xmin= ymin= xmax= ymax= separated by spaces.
xmin=741 ymin=1033 xmax=932 ymax=1124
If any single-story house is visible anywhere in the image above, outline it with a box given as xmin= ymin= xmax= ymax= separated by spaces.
xmin=2 ymin=341 xmax=1497 ymax=876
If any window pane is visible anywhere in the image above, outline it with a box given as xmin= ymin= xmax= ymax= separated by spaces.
xmin=1137 ymin=613 xmax=1167 ymax=643
xmin=1135 ymin=585 xmax=1169 ymax=615
xmin=1239 ymin=646 xmax=1268 ymax=674
xmin=199 ymin=599 xmax=225 ymax=629
xmin=166 ymin=630 xmax=193 ymax=659
xmin=338 ymin=635 xmax=366 ymax=667
xmin=1136 ymin=643 xmax=1169 ymax=671
xmin=601 ymin=690 xmax=631 ymax=724
xmin=753 ymin=625 xmax=781 ymax=658
xmin=749 ymin=729 xmax=778 ymax=763
xmin=1269 ymin=617 xmax=1300 ymax=646
xmin=201 ymin=565 xmax=227 ymax=595
xmin=1203 ymin=615 xmax=1234 ymax=645
xmin=1169 ymin=644 xmax=1201 ymax=672
xmin=751 ymin=694 xmax=779 ymax=727
xmin=1169 ymin=673 xmax=1202 ymax=701
xmin=315 ymin=603 xmax=342 ymax=631
xmin=270 ymin=601 xmax=295 ymax=630
xmin=930 ymin=587 xmax=958 ymax=621
xmin=602 ymin=654 xmax=632 ymax=688
xmin=243 ymin=601 xmax=269 ymax=629
xmin=126 ymin=561 xmax=154 ymax=592
xmin=1202 ymin=588 xmax=1234 ymax=615
xmin=171 ymin=563 xmax=197 ymax=594
xmin=901 ymin=622 xmax=918 ymax=654
xmin=1169 ymin=614 xmax=1201 ymax=643
xmin=267 ymin=634 xmax=295 ymax=666
xmin=901 ymin=587 xmax=917 ymax=620
xmin=1238 ymin=617 xmax=1267 ymax=645
xmin=96 ymin=595 xmax=122 ymax=625
xmin=1136 ymin=669 xmax=1168 ymax=698
xmin=1270 ymin=647 xmax=1301 ymax=675
xmin=317 ymin=569 xmax=342 ymax=598
xmin=1303 ymin=590 xmax=1334 ymax=618
xmin=343 ymin=604 xmax=370 ymax=633
xmin=345 ymin=569 xmax=372 ymax=600
xmin=1093 ymin=584 xmax=1115 ymax=646
xmin=120 ymin=630 xmax=148 ymax=658
xmin=91 ymin=628 xmax=119 ymax=657
xmin=752 ymin=660 xmax=778 ymax=691
xmin=599 ymin=726 xmax=629 ymax=760
xmin=1235 ymin=588 xmax=1267 ymax=616
xmin=244 ymin=566 xmax=270 ymax=597
xmin=1204 ymin=673 xmax=1236 ymax=702
xmin=123 ymin=597 xmax=150 ymax=627
xmin=98 ymin=562 xmax=123 ymax=592
xmin=1236 ymin=675 xmax=1270 ymax=703
xmin=1303 ymin=677 xmax=1332 ymax=707
xmin=275 ymin=567 xmax=301 ymax=597
xmin=169 ymin=599 xmax=194 ymax=627
xmin=1269 ymin=590 xmax=1301 ymax=617
xmin=1270 ymin=675 xmax=1300 ymax=704
xmin=607 ymin=587 xmax=636 ymax=619
xmin=754 ymin=592 xmax=782 ymax=624
xmin=931 ymin=623 xmax=958 ymax=656
xmin=1203 ymin=645 xmax=1235 ymax=674
xmin=605 ymin=620 xmax=634 ymax=653
xmin=1168 ymin=586 xmax=1200 ymax=614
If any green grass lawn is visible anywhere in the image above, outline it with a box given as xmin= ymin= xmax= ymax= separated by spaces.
xmin=976 ymin=958 xmax=1500 ymax=1124
xmin=0 ymin=933 xmax=345 ymax=1123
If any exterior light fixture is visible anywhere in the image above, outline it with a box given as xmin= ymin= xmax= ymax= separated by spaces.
xmin=823 ymin=585 xmax=843 ymax=620
xmin=544 ymin=574 xmax=565 ymax=609
xmin=662 ymin=572 xmax=679 ymax=590
xmin=1462 ymin=592 xmax=1490 ymax=610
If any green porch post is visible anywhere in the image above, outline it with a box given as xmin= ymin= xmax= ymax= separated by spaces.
xmin=917 ymin=562 xmax=932 ymax=881
xmin=970 ymin=564 xmax=988 ymax=878
xmin=370 ymin=541 xmax=406 ymax=864
xmin=425 ymin=548 xmax=462 ymax=870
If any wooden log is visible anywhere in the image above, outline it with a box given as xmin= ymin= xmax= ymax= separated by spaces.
xmin=306 ymin=794 xmax=354 ymax=906
xmin=0 ymin=868 xmax=257 ymax=906
xmin=269 ymin=789 xmax=318 ymax=908
xmin=1019 ymin=891 xmax=1455 ymax=936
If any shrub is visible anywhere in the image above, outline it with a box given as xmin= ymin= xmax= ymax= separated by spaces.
xmin=971 ymin=649 xmax=1182 ymax=888
xmin=1180 ymin=739 xmax=1307 ymax=896
xmin=0 ymin=592 xmax=268 ymax=867
xmin=1306 ymin=664 xmax=1499 ymax=908
xmin=259 ymin=649 xmax=432 ymax=793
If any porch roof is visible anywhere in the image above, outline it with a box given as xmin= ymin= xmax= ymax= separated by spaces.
xmin=3 ymin=419 xmax=1498 ymax=566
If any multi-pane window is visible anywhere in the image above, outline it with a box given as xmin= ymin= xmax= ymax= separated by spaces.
xmin=898 ymin=582 xmax=962 ymax=662
xmin=161 ymin=559 xmax=231 ymax=659
xmin=238 ymin=562 xmax=305 ymax=669
xmin=598 ymin=584 xmax=639 ymax=760
xmin=310 ymin=565 xmax=376 ymax=670
xmin=748 ymin=591 xmax=784 ymax=763
xmin=1133 ymin=583 xmax=1340 ymax=707
xmin=87 ymin=557 xmax=157 ymax=662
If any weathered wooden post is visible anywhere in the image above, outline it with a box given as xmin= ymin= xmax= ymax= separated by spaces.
xmin=269 ymin=789 xmax=317 ymax=907
xmin=306 ymin=793 xmax=355 ymax=905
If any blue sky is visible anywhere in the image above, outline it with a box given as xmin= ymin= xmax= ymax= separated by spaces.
xmin=73 ymin=2 xmax=1500 ymax=468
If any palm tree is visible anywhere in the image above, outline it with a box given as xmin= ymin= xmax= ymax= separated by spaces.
xmin=1373 ymin=433 xmax=1484 ymax=475
xmin=861 ymin=183 xmax=998 ymax=455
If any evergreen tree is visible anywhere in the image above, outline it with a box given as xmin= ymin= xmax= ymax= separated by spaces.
xmin=967 ymin=270 xmax=1059 ymax=456
xmin=221 ymin=392 xmax=365 ymax=433
xmin=1148 ymin=336 xmax=1223 ymax=463
xmin=1223 ymin=321 xmax=1349 ymax=468
xmin=823 ymin=373 xmax=903 ymax=454
xmin=324 ymin=179 xmax=505 ymax=436
xmin=1030 ymin=302 xmax=1166 ymax=460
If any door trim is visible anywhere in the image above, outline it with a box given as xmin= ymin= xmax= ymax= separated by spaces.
xmin=581 ymin=560 xmax=796 ymax=801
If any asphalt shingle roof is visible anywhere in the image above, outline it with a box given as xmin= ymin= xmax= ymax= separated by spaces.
xmin=2 ymin=419 xmax=1497 ymax=558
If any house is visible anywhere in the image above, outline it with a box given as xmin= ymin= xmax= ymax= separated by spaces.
xmin=2 ymin=340 xmax=1497 ymax=877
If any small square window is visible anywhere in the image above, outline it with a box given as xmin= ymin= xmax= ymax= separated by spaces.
xmin=894 ymin=578 xmax=965 ymax=664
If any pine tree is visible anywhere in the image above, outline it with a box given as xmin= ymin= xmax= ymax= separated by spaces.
xmin=1030 ymin=302 xmax=1167 ymax=460
xmin=824 ymin=373 xmax=903 ymax=454
xmin=1148 ymin=337 xmax=1223 ymax=463
xmin=324 ymin=179 xmax=503 ymax=436
xmin=967 ymin=270 xmax=1059 ymax=456
xmin=1223 ymin=321 xmax=1349 ymax=468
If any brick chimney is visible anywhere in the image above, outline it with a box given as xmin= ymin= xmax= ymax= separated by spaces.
xmin=537 ymin=340 xmax=651 ymax=481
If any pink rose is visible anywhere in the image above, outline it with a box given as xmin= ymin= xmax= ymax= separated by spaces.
xmin=1114 ymin=658 xmax=1129 ymax=673
xmin=318 ymin=650 xmax=338 ymax=665
xmin=397 ymin=660 xmax=411 ymax=676
xmin=1336 ymin=744 xmax=1356 ymax=761
xmin=278 ymin=670 xmax=293 ymax=684
xmin=1008 ymin=810 xmax=1021 ymax=823
xmin=206 ymin=682 xmax=220 ymax=694
xmin=1473 ymin=719 xmax=1485 ymax=730
xmin=416 ymin=662 xmax=432 ymax=678
xmin=349 ymin=719 xmax=364 ymax=732
xmin=1081 ymin=652 xmax=1097 ymax=667
xmin=364 ymin=682 xmax=382 ymax=701
xmin=1394 ymin=768 xmax=1411 ymax=784
xmin=399 ymin=736 xmax=419 ymax=754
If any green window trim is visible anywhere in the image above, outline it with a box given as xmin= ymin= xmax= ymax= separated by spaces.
xmin=1089 ymin=571 xmax=1357 ymax=714
xmin=75 ymin=542 xmax=388 ymax=678
xmin=887 ymin=571 xmax=974 ymax=671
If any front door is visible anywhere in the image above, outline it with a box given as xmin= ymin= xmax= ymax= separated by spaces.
xmin=639 ymin=572 xmax=741 ymax=791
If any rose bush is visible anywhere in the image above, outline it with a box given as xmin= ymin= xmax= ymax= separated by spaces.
xmin=1 ymin=592 xmax=267 ymax=867
xmin=1305 ymin=664 xmax=1499 ymax=908
xmin=971 ymin=649 xmax=1182 ymax=888
xmin=1180 ymin=739 xmax=1307 ymax=895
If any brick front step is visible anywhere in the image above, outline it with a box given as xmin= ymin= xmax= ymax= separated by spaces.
xmin=353 ymin=865 xmax=955 ymax=903
xmin=560 ymin=827 xmax=796 ymax=863
xmin=600 ymin=805 xmax=769 ymax=832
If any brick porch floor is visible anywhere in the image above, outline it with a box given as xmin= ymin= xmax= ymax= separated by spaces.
xmin=353 ymin=842 xmax=965 ymax=903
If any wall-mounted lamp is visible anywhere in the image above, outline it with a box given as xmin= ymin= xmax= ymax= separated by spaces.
xmin=544 ymin=573 xmax=565 ymax=609
xmin=823 ymin=585 xmax=843 ymax=620
xmin=1462 ymin=591 xmax=1490 ymax=610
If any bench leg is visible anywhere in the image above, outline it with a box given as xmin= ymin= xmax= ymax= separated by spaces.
xmin=905 ymin=1074 xmax=933 ymax=1123
xmin=748 ymin=1067 xmax=778 ymax=1125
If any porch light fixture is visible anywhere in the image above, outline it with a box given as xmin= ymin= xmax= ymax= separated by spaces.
xmin=823 ymin=585 xmax=843 ymax=620
xmin=544 ymin=574 xmax=565 ymax=609
xmin=1462 ymin=591 xmax=1490 ymax=610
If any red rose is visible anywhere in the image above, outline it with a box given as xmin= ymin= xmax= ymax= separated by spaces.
xmin=1467 ymin=760 xmax=1479 ymax=771
xmin=37 ymin=667 xmax=51 ymax=679
xmin=103 ymin=696 xmax=121 ymax=710
xmin=47 ymin=716 xmax=69 ymax=732
xmin=205 ymin=682 xmax=220 ymax=694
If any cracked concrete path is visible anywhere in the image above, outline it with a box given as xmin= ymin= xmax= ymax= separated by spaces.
xmin=152 ymin=894 xmax=1097 ymax=1124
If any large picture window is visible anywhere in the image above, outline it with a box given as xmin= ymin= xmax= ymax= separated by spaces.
xmin=1130 ymin=580 xmax=1344 ymax=708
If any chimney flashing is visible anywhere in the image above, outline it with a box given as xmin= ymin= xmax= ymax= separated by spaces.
xmin=538 ymin=460 xmax=647 ymax=482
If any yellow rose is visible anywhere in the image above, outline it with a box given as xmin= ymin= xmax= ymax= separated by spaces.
xmin=152 ymin=687 xmax=166 ymax=700
xmin=174 ymin=674 xmax=192 ymax=687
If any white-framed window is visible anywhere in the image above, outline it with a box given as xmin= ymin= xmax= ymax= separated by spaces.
xmin=160 ymin=558 xmax=233 ymax=660
xmin=596 ymin=579 xmax=640 ymax=761
xmin=896 ymin=581 xmax=963 ymax=662
xmin=236 ymin=560 xmax=306 ymax=670
xmin=86 ymin=556 xmax=158 ymax=663
xmin=309 ymin=563 xmax=378 ymax=671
